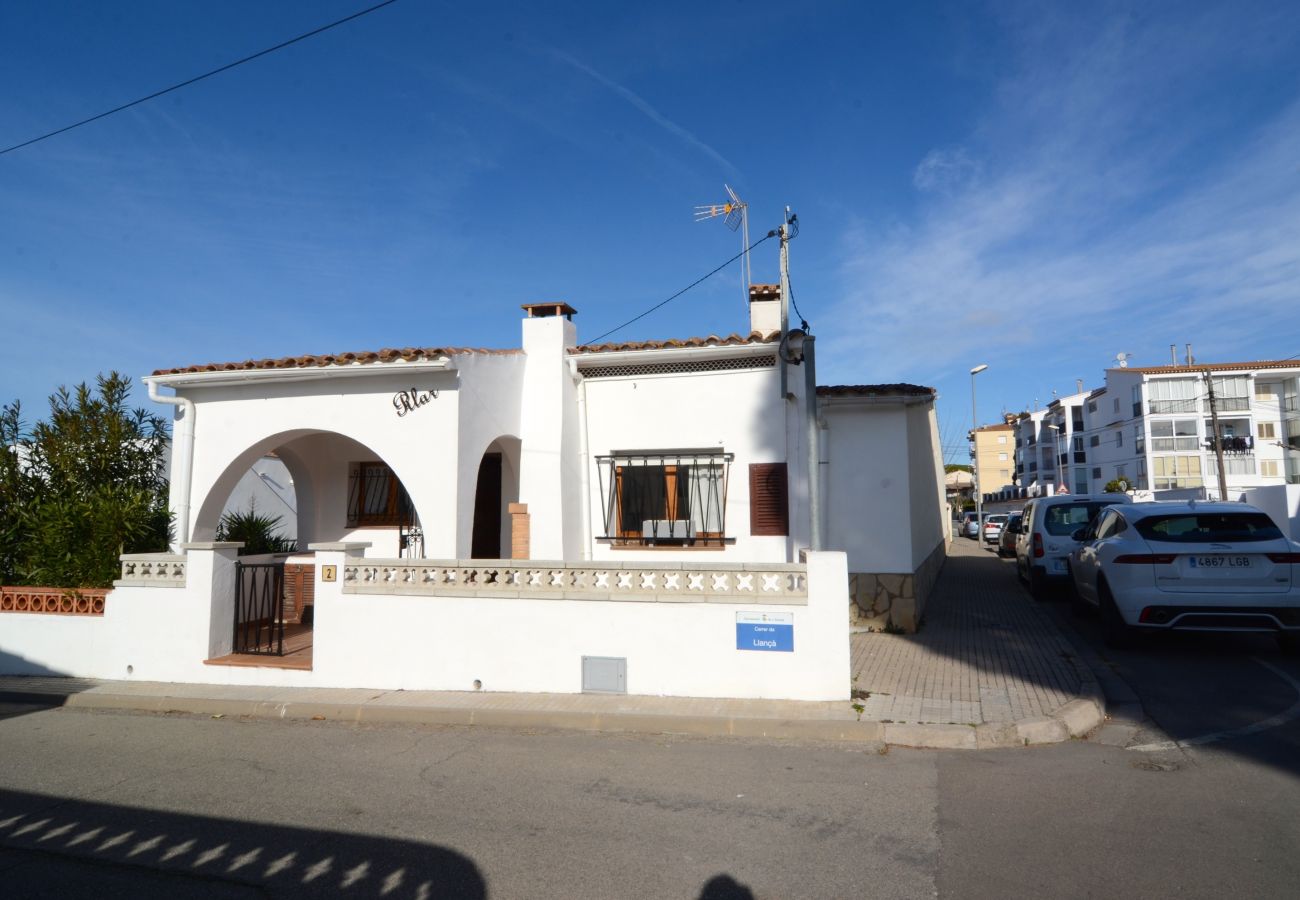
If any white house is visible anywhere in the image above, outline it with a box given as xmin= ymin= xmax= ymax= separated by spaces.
xmin=1 ymin=286 xmax=946 ymax=702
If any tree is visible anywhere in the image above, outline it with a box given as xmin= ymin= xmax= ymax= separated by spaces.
xmin=2 ymin=373 xmax=171 ymax=588
xmin=1103 ymin=477 xmax=1132 ymax=494
xmin=944 ymin=463 xmax=973 ymax=473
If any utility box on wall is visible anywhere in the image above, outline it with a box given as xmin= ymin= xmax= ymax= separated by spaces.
xmin=582 ymin=656 xmax=627 ymax=694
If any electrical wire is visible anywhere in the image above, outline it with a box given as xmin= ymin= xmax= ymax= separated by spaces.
xmin=0 ymin=0 xmax=401 ymax=156
xmin=586 ymin=231 xmax=779 ymax=345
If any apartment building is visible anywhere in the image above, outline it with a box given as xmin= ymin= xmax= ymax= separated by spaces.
xmin=1083 ymin=359 xmax=1299 ymax=497
xmin=1009 ymin=390 xmax=1093 ymax=495
xmin=968 ymin=421 xmax=1015 ymax=497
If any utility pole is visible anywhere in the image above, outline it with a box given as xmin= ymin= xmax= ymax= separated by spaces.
xmin=1204 ymin=370 xmax=1229 ymax=501
xmin=778 ymin=208 xmax=792 ymax=399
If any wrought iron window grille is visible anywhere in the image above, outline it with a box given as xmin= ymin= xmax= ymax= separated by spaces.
xmin=595 ymin=449 xmax=734 ymax=546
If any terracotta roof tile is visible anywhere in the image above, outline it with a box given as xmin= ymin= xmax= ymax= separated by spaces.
xmin=570 ymin=331 xmax=780 ymax=355
xmin=1117 ymin=359 xmax=1300 ymax=375
xmin=151 ymin=346 xmax=520 ymax=377
xmin=816 ymin=383 xmax=936 ymax=398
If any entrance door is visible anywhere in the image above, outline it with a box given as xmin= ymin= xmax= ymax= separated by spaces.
xmin=471 ymin=453 xmax=503 ymax=558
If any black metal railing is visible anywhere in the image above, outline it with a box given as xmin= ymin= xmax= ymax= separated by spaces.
xmin=233 ymin=562 xmax=285 ymax=656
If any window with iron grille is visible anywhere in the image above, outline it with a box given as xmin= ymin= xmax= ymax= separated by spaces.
xmin=595 ymin=450 xmax=732 ymax=546
xmin=347 ymin=462 xmax=414 ymax=527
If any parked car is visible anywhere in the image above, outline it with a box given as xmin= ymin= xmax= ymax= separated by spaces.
xmin=1067 ymin=501 xmax=1300 ymax=653
xmin=1016 ymin=493 xmax=1133 ymax=599
xmin=982 ymin=513 xmax=1009 ymax=548
xmin=998 ymin=513 xmax=1023 ymax=558
xmin=961 ymin=512 xmax=981 ymax=539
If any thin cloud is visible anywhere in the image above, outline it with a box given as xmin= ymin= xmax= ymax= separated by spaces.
xmin=546 ymin=47 xmax=739 ymax=176
xmin=821 ymin=3 xmax=1300 ymax=391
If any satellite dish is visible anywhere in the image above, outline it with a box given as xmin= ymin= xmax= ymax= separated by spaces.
xmin=1115 ymin=352 xmax=1131 ymax=368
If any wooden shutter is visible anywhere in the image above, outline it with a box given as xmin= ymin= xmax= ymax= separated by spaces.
xmin=749 ymin=463 xmax=788 ymax=536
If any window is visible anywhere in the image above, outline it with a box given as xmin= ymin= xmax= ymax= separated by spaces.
xmin=998 ymin=452 xmax=1008 ymax=461
xmin=1258 ymin=422 xmax=1276 ymax=440
xmin=1087 ymin=400 xmax=1098 ymax=414
xmin=1150 ymin=419 xmax=1198 ymax=451
xmin=1115 ymin=430 xmax=1123 ymax=448
xmin=597 ymin=450 xmax=732 ymax=546
xmin=1074 ymin=472 xmax=1089 ymax=494
xmin=1000 ymin=469 xmax=1010 ymax=479
xmin=1152 ymin=455 xmax=1203 ymax=489
xmin=1262 ymin=460 xmax=1280 ymax=477
xmin=1135 ymin=424 xmax=1145 ymax=454
xmin=1113 ymin=398 xmax=1120 ymax=414
xmin=1130 ymin=384 xmax=1142 ymax=416
xmin=1116 ymin=465 xmax=1127 ymax=480
xmin=1090 ymin=435 xmax=1100 ymax=447
xmin=1136 ymin=512 xmax=1282 ymax=543
xmin=1210 ymin=375 xmax=1249 ymax=412
xmin=347 ymin=462 xmax=413 ymax=527
xmin=997 ymin=435 xmax=1007 ymax=444
xmin=1255 ymin=382 xmax=1276 ymax=401
xmin=1092 ymin=467 xmax=1101 ymax=479
xmin=1148 ymin=378 xmax=1199 ymax=414
xmin=1044 ymin=502 xmax=1118 ymax=536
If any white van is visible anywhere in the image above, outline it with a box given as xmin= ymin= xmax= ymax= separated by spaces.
xmin=1015 ymin=493 xmax=1133 ymax=599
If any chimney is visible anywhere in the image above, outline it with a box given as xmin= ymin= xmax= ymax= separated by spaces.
xmin=1170 ymin=344 xmax=1178 ymax=365
xmin=521 ymin=302 xmax=577 ymax=321
xmin=1186 ymin=343 xmax=1193 ymax=366
xmin=748 ymin=283 xmax=782 ymax=336
xmin=1076 ymin=379 xmax=1083 ymax=394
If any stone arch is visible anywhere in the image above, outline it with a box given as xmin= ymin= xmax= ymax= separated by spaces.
xmin=190 ymin=429 xmax=421 ymax=554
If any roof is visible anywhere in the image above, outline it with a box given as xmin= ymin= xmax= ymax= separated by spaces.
xmin=1115 ymin=359 xmax=1300 ymax=375
xmin=817 ymin=383 xmax=936 ymax=398
xmin=151 ymin=346 xmax=519 ymax=377
xmin=570 ymin=331 xmax=779 ymax=355
xmin=969 ymin=421 xmax=1013 ymax=431
xmin=749 ymin=283 xmax=780 ymax=301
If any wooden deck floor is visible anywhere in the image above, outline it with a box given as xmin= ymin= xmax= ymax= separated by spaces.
xmin=204 ymin=622 xmax=313 ymax=670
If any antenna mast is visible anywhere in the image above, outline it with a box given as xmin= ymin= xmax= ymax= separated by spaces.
xmin=694 ymin=184 xmax=750 ymax=305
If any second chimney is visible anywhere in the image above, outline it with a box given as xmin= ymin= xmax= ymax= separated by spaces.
xmin=748 ymin=283 xmax=782 ymax=336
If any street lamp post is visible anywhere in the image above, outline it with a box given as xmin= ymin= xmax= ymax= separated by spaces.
xmin=970 ymin=364 xmax=988 ymax=532
xmin=1047 ymin=423 xmax=1063 ymax=494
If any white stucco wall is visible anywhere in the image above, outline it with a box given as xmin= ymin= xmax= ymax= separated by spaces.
xmin=907 ymin=402 xmax=946 ymax=569
xmin=0 ymin=547 xmax=851 ymax=702
xmin=821 ymin=403 xmax=913 ymax=573
xmin=579 ymin=360 xmax=795 ymax=563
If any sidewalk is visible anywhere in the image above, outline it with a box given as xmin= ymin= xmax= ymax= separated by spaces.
xmin=0 ymin=539 xmax=1104 ymax=750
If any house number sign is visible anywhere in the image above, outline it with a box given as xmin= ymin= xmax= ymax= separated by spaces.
xmin=393 ymin=388 xmax=439 ymax=418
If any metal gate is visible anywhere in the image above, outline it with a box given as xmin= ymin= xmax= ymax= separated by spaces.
xmin=233 ymin=562 xmax=285 ymax=655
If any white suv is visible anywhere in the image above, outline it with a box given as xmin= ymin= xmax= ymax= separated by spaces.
xmin=1016 ymin=493 xmax=1133 ymax=599
xmin=1068 ymin=501 xmax=1300 ymax=652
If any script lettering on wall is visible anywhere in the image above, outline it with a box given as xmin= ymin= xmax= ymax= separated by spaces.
xmin=393 ymin=387 xmax=439 ymax=418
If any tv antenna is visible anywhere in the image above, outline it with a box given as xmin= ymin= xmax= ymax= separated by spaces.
xmin=694 ymin=184 xmax=751 ymax=301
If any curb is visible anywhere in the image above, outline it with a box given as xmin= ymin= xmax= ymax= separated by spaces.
xmin=50 ymin=690 xmax=889 ymax=745
xmin=34 ymin=687 xmax=1108 ymax=750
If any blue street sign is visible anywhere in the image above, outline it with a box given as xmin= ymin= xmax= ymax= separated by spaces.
xmin=736 ymin=611 xmax=794 ymax=652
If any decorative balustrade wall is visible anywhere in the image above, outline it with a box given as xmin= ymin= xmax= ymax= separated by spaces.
xmin=342 ymin=559 xmax=808 ymax=605
xmin=0 ymin=586 xmax=109 ymax=615
xmin=117 ymin=554 xmax=188 ymax=588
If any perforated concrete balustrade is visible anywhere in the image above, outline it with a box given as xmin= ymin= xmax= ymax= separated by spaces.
xmin=341 ymin=560 xmax=809 ymax=604
xmin=0 ymin=586 xmax=109 ymax=615
xmin=117 ymin=554 xmax=188 ymax=587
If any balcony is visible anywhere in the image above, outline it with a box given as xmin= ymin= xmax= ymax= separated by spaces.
xmin=1205 ymin=435 xmax=1254 ymax=454
xmin=1208 ymin=454 xmax=1257 ymax=477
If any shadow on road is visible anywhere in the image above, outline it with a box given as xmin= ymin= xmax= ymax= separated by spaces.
xmin=0 ymin=787 xmax=486 ymax=898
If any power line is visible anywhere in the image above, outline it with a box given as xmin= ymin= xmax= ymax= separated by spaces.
xmin=0 ymin=0 xmax=401 ymax=156
xmin=587 ymin=231 xmax=779 ymax=345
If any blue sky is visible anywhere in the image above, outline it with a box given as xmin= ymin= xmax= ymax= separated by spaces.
xmin=2 ymin=0 xmax=1298 ymax=462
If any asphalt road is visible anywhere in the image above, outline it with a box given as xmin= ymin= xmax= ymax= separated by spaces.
xmin=2 ymin=696 xmax=1299 ymax=899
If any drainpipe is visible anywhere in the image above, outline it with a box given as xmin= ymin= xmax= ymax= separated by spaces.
xmin=569 ymin=358 xmax=593 ymax=559
xmin=148 ymin=380 xmax=194 ymax=549
xmin=804 ymin=336 xmax=821 ymax=551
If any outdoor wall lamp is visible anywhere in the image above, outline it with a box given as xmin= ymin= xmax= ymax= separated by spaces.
xmin=780 ymin=328 xmax=808 ymax=365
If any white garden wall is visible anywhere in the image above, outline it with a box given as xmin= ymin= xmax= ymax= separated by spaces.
xmin=0 ymin=546 xmax=851 ymax=702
